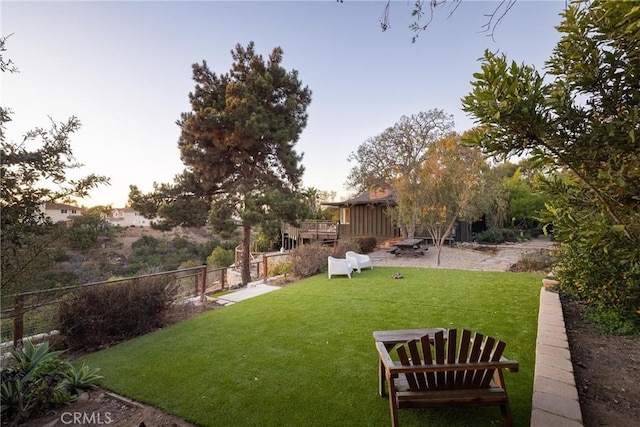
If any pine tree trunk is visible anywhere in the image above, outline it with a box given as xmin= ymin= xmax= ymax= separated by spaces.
xmin=241 ymin=223 xmax=251 ymax=286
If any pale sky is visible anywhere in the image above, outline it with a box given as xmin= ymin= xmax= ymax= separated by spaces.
xmin=1 ymin=1 xmax=565 ymax=208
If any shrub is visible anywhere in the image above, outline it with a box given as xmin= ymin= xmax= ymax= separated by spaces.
xmin=268 ymin=261 xmax=292 ymax=276
xmin=58 ymin=276 xmax=178 ymax=350
xmin=510 ymin=249 xmax=555 ymax=273
xmin=331 ymin=239 xmax=361 ymax=258
xmin=290 ymin=244 xmax=330 ymax=278
xmin=52 ymin=249 xmax=71 ymax=263
xmin=0 ymin=340 xmax=102 ymax=425
xmin=355 ymin=236 xmax=377 ymax=253
xmin=179 ymin=259 xmax=202 ymax=269
xmin=475 ymin=228 xmax=518 ymax=244
xmin=207 ymin=247 xmax=235 ymax=268
xmin=555 ymin=232 xmax=640 ymax=335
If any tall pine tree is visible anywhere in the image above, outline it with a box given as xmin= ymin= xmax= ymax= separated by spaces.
xmin=177 ymin=42 xmax=311 ymax=285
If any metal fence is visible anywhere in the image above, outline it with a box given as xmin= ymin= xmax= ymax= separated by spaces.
xmin=1 ymin=252 xmax=292 ymax=349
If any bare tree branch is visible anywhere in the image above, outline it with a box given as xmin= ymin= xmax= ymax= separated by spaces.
xmin=357 ymin=0 xmax=524 ymax=43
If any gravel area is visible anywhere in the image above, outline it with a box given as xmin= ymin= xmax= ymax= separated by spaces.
xmin=369 ymin=237 xmax=555 ymax=271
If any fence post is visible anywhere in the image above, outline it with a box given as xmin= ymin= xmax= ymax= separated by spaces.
xmin=13 ymin=294 xmax=24 ymax=348
xmin=200 ymin=265 xmax=207 ymax=302
xmin=262 ymin=253 xmax=268 ymax=281
xmin=221 ymin=268 xmax=226 ymax=291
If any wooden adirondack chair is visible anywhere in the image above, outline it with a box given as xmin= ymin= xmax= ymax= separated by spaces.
xmin=375 ymin=329 xmax=519 ymax=427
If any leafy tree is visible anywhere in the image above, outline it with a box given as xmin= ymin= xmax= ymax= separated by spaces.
xmin=128 ymin=170 xmax=211 ymax=228
xmin=1 ymin=116 xmax=109 ymax=299
xmin=64 ymin=211 xmax=111 ymax=250
xmin=504 ymin=167 xmax=548 ymax=230
xmin=175 ymin=42 xmax=311 ymax=285
xmin=207 ymin=246 xmax=235 ymax=269
xmin=1 ymin=37 xmax=109 ymax=300
xmin=410 ymin=132 xmax=484 ymax=265
xmin=462 ymin=0 xmax=640 ymax=330
xmin=346 ymin=109 xmax=455 ymax=238
xmin=300 ymin=187 xmax=336 ymax=220
xmin=473 ymin=162 xmax=516 ymax=230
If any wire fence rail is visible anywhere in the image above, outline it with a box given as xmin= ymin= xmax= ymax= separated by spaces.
xmin=1 ymin=252 xmax=291 ymax=349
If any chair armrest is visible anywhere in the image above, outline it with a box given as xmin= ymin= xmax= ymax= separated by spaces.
xmin=375 ymin=342 xmax=397 ymax=371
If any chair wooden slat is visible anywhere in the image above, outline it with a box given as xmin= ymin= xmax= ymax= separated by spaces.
xmin=454 ymin=329 xmax=471 ymax=387
xmin=407 ymin=340 xmax=427 ymax=390
xmin=480 ymin=340 xmax=506 ymax=388
xmin=445 ymin=329 xmax=457 ymax=388
xmin=462 ymin=332 xmax=484 ymax=387
xmin=471 ymin=336 xmax=496 ymax=388
xmin=434 ymin=330 xmax=446 ymax=389
xmin=419 ymin=335 xmax=436 ymax=389
xmin=396 ymin=345 xmax=418 ymax=391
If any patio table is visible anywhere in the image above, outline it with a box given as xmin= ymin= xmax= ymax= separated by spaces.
xmin=389 ymin=238 xmax=427 ymax=256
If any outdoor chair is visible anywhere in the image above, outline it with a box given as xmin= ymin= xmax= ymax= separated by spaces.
xmin=345 ymin=251 xmax=373 ymax=272
xmin=327 ymin=256 xmax=353 ymax=279
xmin=375 ymin=328 xmax=519 ymax=427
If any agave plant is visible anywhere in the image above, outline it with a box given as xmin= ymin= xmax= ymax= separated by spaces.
xmin=1 ymin=340 xmax=102 ymax=426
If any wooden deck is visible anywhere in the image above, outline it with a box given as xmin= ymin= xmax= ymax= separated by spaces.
xmin=282 ymin=220 xmax=339 ymax=245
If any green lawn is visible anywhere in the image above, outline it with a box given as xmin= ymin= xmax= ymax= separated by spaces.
xmin=81 ymin=267 xmax=541 ymax=426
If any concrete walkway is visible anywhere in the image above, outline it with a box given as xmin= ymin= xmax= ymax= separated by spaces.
xmin=212 ymin=283 xmax=281 ymax=306
xmin=470 ymin=237 xmax=556 ymax=271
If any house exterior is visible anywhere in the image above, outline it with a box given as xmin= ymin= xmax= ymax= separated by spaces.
xmin=323 ymin=189 xmax=401 ymax=243
xmin=40 ymin=202 xmax=83 ymax=223
xmin=108 ymin=207 xmax=152 ymax=227
xmin=323 ymin=189 xmax=474 ymax=244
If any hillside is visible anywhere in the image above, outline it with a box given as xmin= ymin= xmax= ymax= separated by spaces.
xmin=60 ymin=226 xmax=222 ymax=283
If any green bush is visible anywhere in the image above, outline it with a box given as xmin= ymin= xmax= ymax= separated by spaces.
xmin=268 ymin=261 xmax=292 ymax=276
xmin=0 ymin=340 xmax=102 ymax=425
xmin=555 ymin=232 xmax=640 ymax=335
xmin=51 ymin=248 xmax=71 ymax=263
xmin=355 ymin=236 xmax=377 ymax=253
xmin=475 ymin=228 xmax=518 ymax=244
xmin=207 ymin=247 xmax=235 ymax=268
xmin=58 ymin=276 xmax=178 ymax=350
xmin=290 ymin=244 xmax=330 ymax=278
xmin=125 ymin=235 xmax=222 ymax=275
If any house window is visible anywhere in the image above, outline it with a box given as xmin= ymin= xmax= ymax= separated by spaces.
xmin=61 ymin=209 xmax=68 ymax=214
xmin=340 ymin=207 xmax=350 ymax=224
xmin=71 ymin=209 xmax=77 ymax=214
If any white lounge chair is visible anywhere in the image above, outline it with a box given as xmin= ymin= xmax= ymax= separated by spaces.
xmin=328 ymin=256 xmax=353 ymax=279
xmin=345 ymin=251 xmax=373 ymax=273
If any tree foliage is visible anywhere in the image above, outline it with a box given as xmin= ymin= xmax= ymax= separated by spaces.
xmin=1 ymin=115 xmax=109 ymax=298
xmin=462 ymin=0 xmax=640 ymax=331
xmin=1 ymin=37 xmax=110 ymax=298
xmin=410 ymin=132 xmax=484 ymax=265
xmin=346 ymin=109 xmax=455 ymax=238
xmin=128 ymin=170 xmax=211 ymax=228
xmin=173 ymin=42 xmax=311 ymax=285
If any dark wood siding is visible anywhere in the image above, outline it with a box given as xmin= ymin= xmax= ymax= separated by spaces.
xmin=340 ymin=205 xmax=399 ymax=242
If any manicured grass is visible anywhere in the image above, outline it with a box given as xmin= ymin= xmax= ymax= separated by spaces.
xmin=81 ymin=267 xmax=541 ymax=426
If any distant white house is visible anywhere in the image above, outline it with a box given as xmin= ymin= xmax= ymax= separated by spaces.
xmin=40 ymin=202 xmax=83 ymax=223
xmin=109 ymin=206 xmax=152 ymax=227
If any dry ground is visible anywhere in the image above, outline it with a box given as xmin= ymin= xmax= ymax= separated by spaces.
xmin=27 ymin=238 xmax=640 ymax=427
